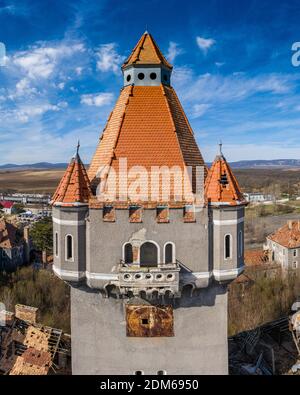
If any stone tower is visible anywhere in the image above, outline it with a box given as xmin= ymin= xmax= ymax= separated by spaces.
xmin=51 ymin=32 xmax=247 ymax=375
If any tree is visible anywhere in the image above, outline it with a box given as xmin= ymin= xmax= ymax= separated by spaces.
xmin=13 ymin=203 xmax=25 ymax=214
xmin=30 ymin=218 xmax=53 ymax=254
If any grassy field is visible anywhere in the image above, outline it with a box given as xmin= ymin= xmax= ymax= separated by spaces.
xmin=0 ymin=169 xmax=66 ymax=194
xmin=0 ymin=167 xmax=299 ymax=196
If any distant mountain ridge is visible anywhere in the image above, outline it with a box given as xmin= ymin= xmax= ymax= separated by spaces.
xmin=0 ymin=159 xmax=300 ymax=171
xmin=228 ymin=159 xmax=300 ymax=168
xmin=0 ymin=162 xmax=68 ymax=171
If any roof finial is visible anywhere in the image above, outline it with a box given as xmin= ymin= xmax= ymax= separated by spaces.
xmin=219 ymin=140 xmax=223 ymax=156
xmin=145 ymin=24 xmax=148 ymax=34
xmin=76 ymin=140 xmax=80 ymax=156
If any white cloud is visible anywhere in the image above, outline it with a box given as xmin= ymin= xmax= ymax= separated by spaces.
xmin=179 ymin=73 xmax=296 ymax=104
xmin=80 ymin=92 xmax=114 ymax=107
xmin=192 ymin=103 xmax=211 ymax=118
xmin=166 ymin=41 xmax=183 ymax=63
xmin=14 ymin=78 xmax=37 ymax=97
xmin=16 ymin=103 xmax=61 ymax=123
xmin=215 ymin=62 xmax=225 ymax=67
xmin=96 ymin=43 xmax=124 ymax=74
xmin=13 ymin=42 xmax=86 ymax=79
xmin=75 ymin=66 xmax=83 ymax=75
xmin=196 ymin=36 xmax=216 ymax=54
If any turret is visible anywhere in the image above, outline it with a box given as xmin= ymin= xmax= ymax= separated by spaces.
xmin=205 ymin=145 xmax=247 ymax=282
xmin=122 ymin=32 xmax=172 ymax=87
xmin=51 ymin=144 xmax=92 ymax=283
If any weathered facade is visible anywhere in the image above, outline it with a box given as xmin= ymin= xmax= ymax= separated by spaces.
xmin=0 ymin=219 xmax=29 ymax=271
xmin=51 ymin=32 xmax=247 ymax=375
xmin=264 ymin=220 xmax=300 ymax=270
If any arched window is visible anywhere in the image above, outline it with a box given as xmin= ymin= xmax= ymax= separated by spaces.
xmin=164 ymin=243 xmax=175 ymax=264
xmin=124 ymin=243 xmax=133 ymax=264
xmin=140 ymin=242 xmax=158 ymax=267
xmin=55 ymin=232 xmax=58 ymax=257
xmin=65 ymin=235 xmax=73 ymax=261
xmin=238 ymin=231 xmax=243 ymax=258
xmin=224 ymin=234 xmax=232 ymax=259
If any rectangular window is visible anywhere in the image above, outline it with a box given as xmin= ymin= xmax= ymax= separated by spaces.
xmin=156 ymin=206 xmax=169 ymax=223
xmin=65 ymin=235 xmax=73 ymax=261
xmin=294 ymin=249 xmax=298 ymax=257
xmin=225 ymin=234 xmax=231 ymax=259
xmin=184 ymin=205 xmax=196 ymax=223
xmin=103 ymin=206 xmax=115 ymax=222
xmin=55 ymin=232 xmax=58 ymax=257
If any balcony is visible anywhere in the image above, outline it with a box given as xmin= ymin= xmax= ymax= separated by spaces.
xmin=116 ymin=261 xmax=181 ymax=298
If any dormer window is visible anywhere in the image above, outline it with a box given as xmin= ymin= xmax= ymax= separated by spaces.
xmin=220 ymin=172 xmax=228 ymax=185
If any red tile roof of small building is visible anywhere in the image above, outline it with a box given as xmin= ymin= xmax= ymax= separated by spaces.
xmin=205 ymin=154 xmax=246 ymax=206
xmin=122 ymin=32 xmax=172 ymax=69
xmin=267 ymin=221 xmax=300 ymax=248
xmin=0 ymin=201 xmax=14 ymax=209
xmin=51 ymin=150 xmax=92 ymax=206
xmin=244 ymin=249 xmax=269 ymax=266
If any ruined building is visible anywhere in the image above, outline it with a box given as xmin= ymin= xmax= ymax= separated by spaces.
xmin=51 ymin=32 xmax=247 ymax=374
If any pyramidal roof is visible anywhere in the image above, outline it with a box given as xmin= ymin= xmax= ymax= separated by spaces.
xmin=122 ymin=32 xmax=172 ymax=69
xmin=51 ymin=149 xmax=92 ymax=206
xmin=205 ymin=154 xmax=246 ymax=206
xmin=88 ymin=84 xmax=205 ymax=200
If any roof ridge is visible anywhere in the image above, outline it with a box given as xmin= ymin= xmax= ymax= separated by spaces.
xmin=161 ymin=84 xmax=186 ymax=167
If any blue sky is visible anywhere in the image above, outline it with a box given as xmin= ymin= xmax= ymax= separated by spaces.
xmin=0 ymin=0 xmax=300 ymax=164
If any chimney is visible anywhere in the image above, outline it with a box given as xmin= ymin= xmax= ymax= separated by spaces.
xmin=15 ymin=304 xmax=38 ymax=324
xmin=0 ymin=310 xmax=15 ymax=327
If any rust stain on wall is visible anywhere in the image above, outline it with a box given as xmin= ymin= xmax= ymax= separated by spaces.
xmin=126 ymin=305 xmax=174 ymax=337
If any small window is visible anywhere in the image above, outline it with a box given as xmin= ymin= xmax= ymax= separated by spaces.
xmin=150 ymin=72 xmax=157 ymax=80
xmin=66 ymin=235 xmax=73 ymax=261
xmin=225 ymin=234 xmax=231 ymax=259
xmin=294 ymin=249 xmax=298 ymax=257
xmin=163 ymin=74 xmax=168 ymax=82
xmin=55 ymin=232 xmax=58 ymax=257
xmin=164 ymin=243 xmax=174 ymax=264
xmin=134 ymin=371 xmax=144 ymax=375
xmin=138 ymin=72 xmax=145 ymax=80
xmin=124 ymin=243 xmax=133 ymax=264
xmin=126 ymin=74 xmax=131 ymax=82
xmin=238 ymin=231 xmax=243 ymax=258
xmin=293 ymin=262 xmax=298 ymax=269
xmin=157 ymin=370 xmax=167 ymax=375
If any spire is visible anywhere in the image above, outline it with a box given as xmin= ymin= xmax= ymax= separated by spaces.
xmin=51 ymin=145 xmax=92 ymax=206
xmin=205 ymin=148 xmax=246 ymax=206
xmin=122 ymin=32 xmax=172 ymax=69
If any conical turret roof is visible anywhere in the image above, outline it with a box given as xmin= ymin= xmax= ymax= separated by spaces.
xmin=51 ymin=147 xmax=92 ymax=206
xmin=122 ymin=32 xmax=172 ymax=69
xmin=205 ymin=153 xmax=246 ymax=206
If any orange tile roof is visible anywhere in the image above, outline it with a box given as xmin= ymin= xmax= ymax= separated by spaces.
xmin=51 ymin=151 xmax=92 ymax=206
xmin=244 ymin=249 xmax=269 ymax=266
xmin=122 ymin=32 xmax=172 ymax=69
xmin=205 ymin=154 xmax=246 ymax=206
xmin=88 ymin=85 xmax=205 ymax=202
xmin=268 ymin=221 xmax=300 ymax=248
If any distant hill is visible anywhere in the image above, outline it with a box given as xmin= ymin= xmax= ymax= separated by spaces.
xmin=1 ymin=159 xmax=300 ymax=171
xmin=0 ymin=162 xmax=68 ymax=171
xmin=228 ymin=159 xmax=300 ymax=168
xmin=206 ymin=159 xmax=300 ymax=169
